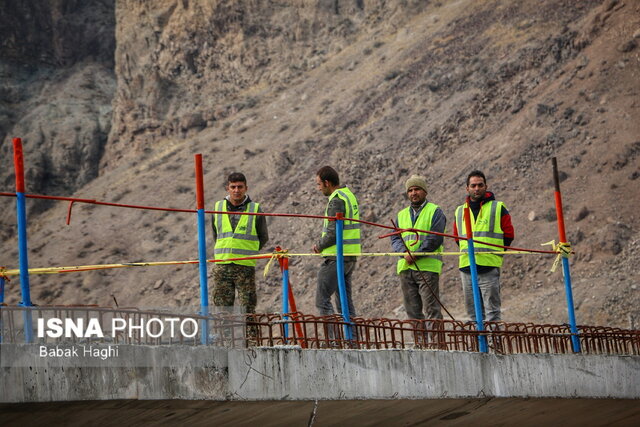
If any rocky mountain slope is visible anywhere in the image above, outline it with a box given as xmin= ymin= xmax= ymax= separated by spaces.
xmin=1 ymin=0 xmax=639 ymax=328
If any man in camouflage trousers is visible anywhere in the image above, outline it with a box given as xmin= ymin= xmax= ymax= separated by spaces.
xmin=211 ymin=263 xmax=258 ymax=313
xmin=212 ymin=172 xmax=268 ymax=339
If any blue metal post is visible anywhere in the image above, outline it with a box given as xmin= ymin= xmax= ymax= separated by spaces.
xmin=0 ymin=277 xmax=4 ymax=343
xmin=197 ymin=208 xmax=209 ymax=344
xmin=335 ymin=213 xmax=353 ymax=341
xmin=561 ymin=258 xmax=580 ymax=351
xmin=194 ymin=154 xmax=209 ymax=345
xmin=464 ymin=207 xmax=488 ymax=353
xmin=16 ymin=192 xmax=32 ymax=308
xmin=13 ymin=138 xmax=33 ymax=343
xmin=282 ymin=259 xmax=290 ymax=343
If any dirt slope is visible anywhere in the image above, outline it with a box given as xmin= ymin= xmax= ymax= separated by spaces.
xmin=1 ymin=0 xmax=639 ymax=328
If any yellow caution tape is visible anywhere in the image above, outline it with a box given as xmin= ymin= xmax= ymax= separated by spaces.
xmin=2 ymin=250 xmax=550 ymax=277
xmin=2 ymin=257 xmax=260 ymax=276
xmin=542 ymin=240 xmax=573 ymax=272
xmin=558 ymin=242 xmax=572 ymax=257
xmin=264 ymin=249 xmax=289 ymax=277
xmin=0 ymin=266 xmax=9 ymax=282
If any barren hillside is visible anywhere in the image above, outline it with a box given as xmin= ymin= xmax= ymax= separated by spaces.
xmin=1 ymin=0 xmax=639 ymax=328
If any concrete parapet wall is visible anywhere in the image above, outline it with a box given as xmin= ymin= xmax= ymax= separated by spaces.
xmin=1 ymin=345 xmax=228 ymax=402
xmin=228 ymin=348 xmax=640 ymax=400
xmin=1 ymin=345 xmax=639 ymax=403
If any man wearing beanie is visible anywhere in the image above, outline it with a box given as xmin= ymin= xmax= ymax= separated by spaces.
xmin=390 ymin=175 xmax=446 ymax=321
xmin=453 ymin=170 xmax=514 ymax=322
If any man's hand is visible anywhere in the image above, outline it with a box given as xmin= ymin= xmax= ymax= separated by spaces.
xmin=313 ymin=244 xmax=320 ymax=254
xmin=404 ymin=252 xmax=415 ymax=265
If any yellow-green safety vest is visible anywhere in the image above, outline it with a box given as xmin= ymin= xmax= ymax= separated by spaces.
xmin=321 ymin=187 xmax=361 ymax=256
xmin=396 ymin=203 xmax=443 ymax=274
xmin=455 ymin=200 xmax=505 ymax=269
xmin=213 ymin=200 xmax=260 ymax=267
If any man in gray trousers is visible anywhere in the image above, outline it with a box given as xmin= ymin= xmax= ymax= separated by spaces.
xmin=312 ymin=166 xmax=361 ymax=319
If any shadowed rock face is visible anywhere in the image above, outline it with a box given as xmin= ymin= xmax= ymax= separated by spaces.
xmin=1 ymin=0 xmax=639 ymax=329
xmin=0 ymin=0 xmax=116 ymax=224
xmin=0 ymin=0 xmax=115 ymax=67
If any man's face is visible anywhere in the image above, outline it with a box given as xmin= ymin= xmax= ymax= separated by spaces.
xmin=407 ymin=186 xmax=427 ymax=205
xmin=316 ymin=175 xmax=333 ymax=196
xmin=466 ymin=176 xmax=487 ymax=201
xmin=227 ymin=181 xmax=248 ymax=205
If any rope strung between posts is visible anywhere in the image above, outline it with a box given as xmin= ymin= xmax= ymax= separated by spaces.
xmin=0 ymin=191 xmax=566 ymax=252
xmin=0 ymin=190 xmax=573 ymax=275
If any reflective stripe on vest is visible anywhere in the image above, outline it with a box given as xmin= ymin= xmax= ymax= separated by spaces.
xmin=396 ymin=203 xmax=443 ymax=274
xmin=455 ymin=200 xmax=505 ymax=268
xmin=213 ymin=200 xmax=260 ymax=267
xmin=321 ymin=187 xmax=362 ymax=255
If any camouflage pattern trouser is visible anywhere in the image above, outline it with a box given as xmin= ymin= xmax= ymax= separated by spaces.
xmin=212 ymin=263 xmax=258 ymax=341
xmin=212 ymin=263 xmax=257 ymax=313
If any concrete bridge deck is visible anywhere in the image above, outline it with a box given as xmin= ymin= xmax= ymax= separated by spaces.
xmin=3 ymin=398 xmax=639 ymax=426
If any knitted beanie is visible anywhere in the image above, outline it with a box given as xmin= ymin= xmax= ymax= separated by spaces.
xmin=405 ymin=175 xmax=428 ymax=193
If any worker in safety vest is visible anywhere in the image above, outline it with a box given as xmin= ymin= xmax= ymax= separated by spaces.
xmin=212 ymin=172 xmax=269 ymax=315
xmin=390 ymin=175 xmax=446 ymax=320
xmin=453 ymin=170 xmax=514 ymax=322
xmin=312 ymin=166 xmax=361 ymax=317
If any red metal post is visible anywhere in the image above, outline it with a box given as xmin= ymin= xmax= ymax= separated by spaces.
xmin=13 ymin=138 xmax=25 ymax=193
xmin=195 ymin=154 xmax=205 ymax=210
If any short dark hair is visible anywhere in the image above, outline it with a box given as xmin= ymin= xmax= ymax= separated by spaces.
xmin=466 ymin=170 xmax=486 ymax=186
xmin=227 ymin=172 xmax=247 ymax=185
xmin=316 ymin=166 xmax=339 ymax=186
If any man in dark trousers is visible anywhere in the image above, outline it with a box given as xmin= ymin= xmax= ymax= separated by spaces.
xmin=312 ymin=166 xmax=361 ymax=318
xmin=453 ymin=170 xmax=515 ymax=322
